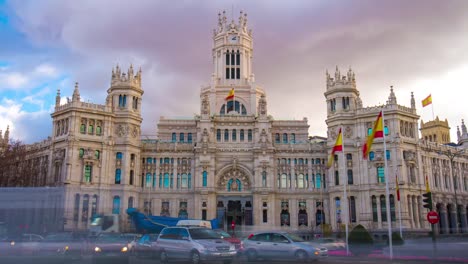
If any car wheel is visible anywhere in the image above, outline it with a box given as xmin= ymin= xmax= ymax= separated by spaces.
xmin=190 ymin=251 xmax=201 ymax=264
xmin=295 ymin=250 xmax=308 ymax=262
xmin=246 ymin=249 xmax=257 ymax=262
xmin=160 ymin=250 xmax=168 ymax=264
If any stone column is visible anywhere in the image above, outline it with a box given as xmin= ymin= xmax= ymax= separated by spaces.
xmin=290 ymin=198 xmax=298 ymax=228
xmin=460 ymin=206 xmax=467 ymax=233
xmin=439 ymin=204 xmax=449 ymax=234
xmin=407 ymin=195 xmax=414 ymax=229
xmin=449 ymin=205 xmax=458 ymax=233
xmin=377 ymin=196 xmax=382 ymax=229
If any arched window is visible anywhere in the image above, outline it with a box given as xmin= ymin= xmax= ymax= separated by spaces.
xmin=291 ymin=133 xmax=296 ymax=143
xmin=372 ymin=196 xmax=378 ymax=222
xmin=82 ymin=194 xmax=89 ymax=223
xmin=335 ymin=171 xmax=339 ymax=185
xmin=95 ymin=150 xmax=100 ymax=160
xmin=84 ymin=165 xmax=92 ymax=183
xmin=386 ymin=150 xmax=391 ymax=160
xmin=79 ymin=148 xmax=84 ymax=158
xmin=118 ymin=95 xmax=123 ymax=107
xmin=281 ymin=174 xmax=288 ymax=188
xmin=316 ymin=173 xmax=322 ymax=189
xmin=275 ymin=133 xmax=280 ymax=143
xmin=347 ymin=169 xmax=353 ymax=185
xmin=377 ymin=167 xmax=385 ymax=183
xmin=248 ymin=129 xmax=253 ymax=142
xmin=188 ymin=133 xmax=192 ymax=143
xmin=240 ymin=129 xmax=244 ymax=141
xmin=88 ymin=124 xmax=94 ymax=134
xmin=80 ymin=123 xmax=86 ymax=134
xmin=224 ymin=129 xmax=229 ymax=141
xmin=232 ymin=129 xmax=237 ymax=141
xmin=122 ymin=95 xmax=127 ymax=107
xmin=241 ymin=105 xmax=247 ymax=115
xmin=390 ymin=194 xmax=396 ymax=221
xmin=116 ymin=152 xmax=123 ymax=160
xmin=202 ymin=171 xmax=208 ymax=187
xmin=129 ymin=170 xmax=134 ymax=185
xmin=115 ymin=169 xmax=121 ymax=184
xmin=369 ymin=151 xmax=375 ymax=161
xmin=283 ymin=133 xmax=288 ymax=143
xmin=92 ymin=195 xmax=98 ymax=217
xmin=163 ymin=173 xmax=170 ymax=188
xmin=188 ymin=173 xmax=192 ymax=189
xmin=297 ymin=174 xmax=305 ymax=189
xmin=346 ymin=153 xmax=352 ymax=161
xmin=217 ymin=129 xmax=221 ymax=141
xmin=73 ymin=194 xmax=80 ymax=222
xmin=145 ymin=173 xmax=152 ymax=187
xmin=335 ymin=197 xmax=341 ymax=224
xmin=262 ymin=171 xmax=267 ymax=187
xmin=172 ymin=133 xmax=176 ymax=142
xmin=179 ymin=133 xmax=184 ymax=142
xmin=128 ymin=197 xmax=134 ymax=209
xmin=380 ymin=195 xmax=387 ymax=222
xmin=350 ymin=196 xmax=356 ymax=223
xmin=181 ymin=174 xmax=188 ymax=188
xmin=112 ymin=196 xmax=121 ymax=214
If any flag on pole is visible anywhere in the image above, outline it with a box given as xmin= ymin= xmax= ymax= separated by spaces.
xmin=395 ymin=174 xmax=400 ymax=201
xmin=362 ymin=111 xmax=384 ymax=159
xmin=327 ymin=128 xmax=343 ymax=168
xmin=425 ymin=175 xmax=430 ymax=192
xmin=421 ymin=94 xmax=432 ymax=107
xmin=225 ymin=88 xmax=235 ymax=100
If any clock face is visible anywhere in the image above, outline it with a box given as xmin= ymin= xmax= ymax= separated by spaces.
xmin=229 ymin=35 xmax=238 ymax=44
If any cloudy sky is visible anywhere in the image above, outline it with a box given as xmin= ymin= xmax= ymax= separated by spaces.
xmin=1 ymin=0 xmax=468 ymax=143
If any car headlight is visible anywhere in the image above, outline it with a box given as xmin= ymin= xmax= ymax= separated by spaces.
xmin=95 ymin=247 xmax=101 ymax=252
xmin=314 ymin=251 xmax=319 ymax=255
xmin=121 ymin=246 xmax=128 ymax=252
xmin=10 ymin=241 xmax=15 ymax=246
xmin=64 ymin=246 xmax=69 ymax=251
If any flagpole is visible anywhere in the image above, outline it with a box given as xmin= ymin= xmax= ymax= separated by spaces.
xmin=382 ymin=109 xmax=393 ymax=259
xmin=340 ymin=125 xmax=349 ymax=256
xmin=431 ymin=101 xmax=435 ymax=121
xmin=396 ymin=167 xmax=402 ymax=239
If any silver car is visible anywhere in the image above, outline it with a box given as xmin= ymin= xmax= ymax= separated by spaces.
xmin=157 ymin=227 xmax=237 ymax=264
xmin=242 ymin=231 xmax=328 ymax=262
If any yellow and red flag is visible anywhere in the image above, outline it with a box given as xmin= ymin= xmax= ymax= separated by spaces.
xmin=327 ymin=128 xmax=343 ymax=168
xmin=425 ymin=175 xmax=430 ymax=192
xmin=225 ymin=88 xmax=235 ymax=101
xmin=421 ymin=94 xmax=432 ymax=107
xmin=396 ymin=174 xmax=400 ymax=201
xmin=362 ymin=111 xmax=383 ymax=159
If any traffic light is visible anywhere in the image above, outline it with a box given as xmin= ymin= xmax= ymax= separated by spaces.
xmin=422 ymin=192 xmax=433 ymax=210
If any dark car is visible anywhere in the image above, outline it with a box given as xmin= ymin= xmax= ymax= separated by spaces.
xmin=132 ymin=233 xmax=159 ymax=258
xmin=35 ymin=232 xmax=86 ymax=260
xmin=92 ymin=233 xmax=132 ymax=264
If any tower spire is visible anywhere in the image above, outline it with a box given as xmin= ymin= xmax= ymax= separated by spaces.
xmin=55 ymin=88 xmax=61 ymax=107
xmin=72 ymin=82 xmax=80 ymax=102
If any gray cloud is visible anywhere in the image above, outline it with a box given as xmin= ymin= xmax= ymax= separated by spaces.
xmin=5 ymin=0 xmax=468 ymax=143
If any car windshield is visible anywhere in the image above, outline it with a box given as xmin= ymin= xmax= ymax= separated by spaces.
xmin=285 ymin=233 xmax=305 ymax=242
xmin=189 ymin=229 xmax=221 ymax=239
xmin=97 ymin=234 xmax=128 ymax=243
xmin=43 ymin=233 xmax=74 ymax=242
xmin=216 ymin=230 xmax=232 ymax=238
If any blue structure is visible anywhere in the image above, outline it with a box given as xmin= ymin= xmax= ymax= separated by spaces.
xmin=126 ymin=208 xmax=219 ymax=233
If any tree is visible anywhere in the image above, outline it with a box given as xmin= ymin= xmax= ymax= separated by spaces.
xmin=348 ymin=224 xmax=374 ymax=256
xmin=0 ymin=140 xmax=30 ymax=187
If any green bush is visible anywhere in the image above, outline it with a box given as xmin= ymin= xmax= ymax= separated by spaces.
xmin=348 ymin=224 xmax=374 ymax=256
xmin=388 ymin=232 xmax=404 ymax=245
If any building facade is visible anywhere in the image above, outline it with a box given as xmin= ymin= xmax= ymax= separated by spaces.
xmin=0 ymin=12 xmax=467 ymax=235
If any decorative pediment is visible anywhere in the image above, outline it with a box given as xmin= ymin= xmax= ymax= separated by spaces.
xmin=217 ymin=169 xmax=251 ymax=191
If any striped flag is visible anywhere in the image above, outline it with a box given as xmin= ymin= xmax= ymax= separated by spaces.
xmin=421 ymin=94 xmax=432 ymax=107
xmin=362 ymin=111 xmax=384 ymax=159
xmin=327 ymin=128 xmax=343 ymax=168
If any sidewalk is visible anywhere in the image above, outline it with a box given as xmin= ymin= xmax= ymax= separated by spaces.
xmin=328 ymin=249 xmax=468 ymax=263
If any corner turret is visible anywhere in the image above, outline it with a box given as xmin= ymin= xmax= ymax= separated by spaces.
xmin=324 ymin=66 xmax=360 ymax=116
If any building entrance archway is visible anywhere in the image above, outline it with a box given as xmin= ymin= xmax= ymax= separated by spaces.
xmin=216 ymin=196 xmax=253 ymax=231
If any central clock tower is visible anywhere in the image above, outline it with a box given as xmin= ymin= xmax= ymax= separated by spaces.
xmin=206 ymin=10 xmax=263 ymax=116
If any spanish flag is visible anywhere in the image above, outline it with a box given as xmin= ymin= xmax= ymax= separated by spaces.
xmin=362 ymin=111 xmax=383 ymax=159
xmin=327 ymin=128 xmax=343 ymax=168
xmin=421 ymin=94 xmax=432 ymax=107
xmin=425 ymin=175 xmax=430 ymax=192
xmin=225 ymin=88 xmax=235 ymax=101
xmin=395 ymin=174 xmax=400 ymax=201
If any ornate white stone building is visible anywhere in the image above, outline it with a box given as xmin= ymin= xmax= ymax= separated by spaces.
xmin=1 ymin=11 xmax=467 ymax=235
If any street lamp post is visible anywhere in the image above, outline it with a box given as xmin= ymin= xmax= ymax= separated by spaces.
xmin=437 ymin=147 xmax=465 ymax=233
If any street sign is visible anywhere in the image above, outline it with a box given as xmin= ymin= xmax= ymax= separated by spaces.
xmin=427 ymin=211 xmax=439 ymax=224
